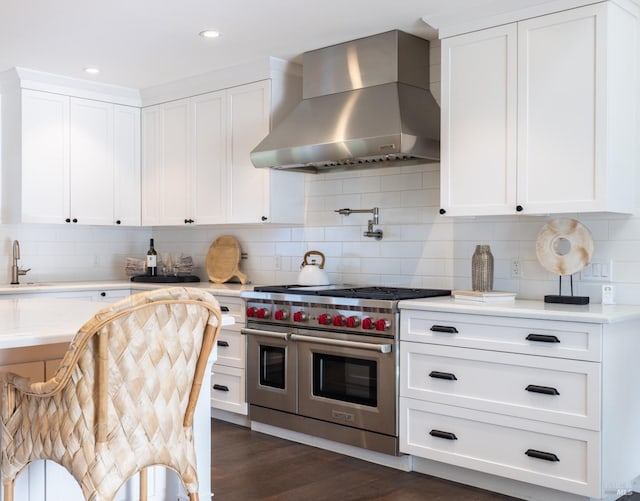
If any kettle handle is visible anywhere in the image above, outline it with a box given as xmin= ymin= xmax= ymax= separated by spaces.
xmin=302 ymin=250 xmax=326 ymax=269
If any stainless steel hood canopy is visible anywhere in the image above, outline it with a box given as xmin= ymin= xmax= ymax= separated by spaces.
xmin=250 ymin=30 xmax=440 ymax=173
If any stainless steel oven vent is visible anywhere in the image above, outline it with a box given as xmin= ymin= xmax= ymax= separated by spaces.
xmin=250 ymin=30 xmax=440 ymax=173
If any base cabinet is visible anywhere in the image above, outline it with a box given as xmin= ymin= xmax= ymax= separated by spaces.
xmin=399 ymin=304 xmax=640 ymax=499
xmin=210 ymin=296 xmax=247 ymax=415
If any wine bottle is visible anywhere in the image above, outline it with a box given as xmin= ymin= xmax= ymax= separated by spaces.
xmin=147 ymin=238 xmax=158 ymax=276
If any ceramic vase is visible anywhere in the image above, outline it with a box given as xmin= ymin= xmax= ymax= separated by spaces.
xmin=472 ymin=245 xmax=494 ymax=292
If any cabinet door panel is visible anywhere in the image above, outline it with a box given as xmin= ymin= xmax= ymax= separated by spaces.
xmin=227 ymin=81 xmax=270 ymax=223
xmin=141 ymin=106 xmax=162 ymax=225
xmin=517 ymin=6 xmax=603 ymax=212
xmin=440 ymin=25 xmax=517 ymax=216
xmin=21 ymin=89 xmax=69 ymax=224
xmin=113 ymin=105 xmax=141 ymax=226
xmin=192 ymin=91 xmax=227 ymax=224
xmin=69 ymin=98 xmax=114 ymax=225
xmin=161 ymin=99 xmax=192 ymax=224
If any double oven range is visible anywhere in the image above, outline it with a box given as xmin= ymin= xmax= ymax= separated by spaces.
xmin=240 ymin=285 xmax=450 ymax=456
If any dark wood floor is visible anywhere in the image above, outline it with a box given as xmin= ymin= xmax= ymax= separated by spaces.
xmin=210 ymin=419 xmax=522 ymax=501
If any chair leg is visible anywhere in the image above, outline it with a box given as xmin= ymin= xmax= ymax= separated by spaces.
xmin=188 ymin=492 xmax=199 ymax=501
xmin=3 ymin=479 xmax=14 ymax=501
xmin=139 ymin=468 xmax=148 ymax=501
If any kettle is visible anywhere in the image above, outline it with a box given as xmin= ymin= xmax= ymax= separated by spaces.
xmin=297 ymin=251 xmax=330 ymax=286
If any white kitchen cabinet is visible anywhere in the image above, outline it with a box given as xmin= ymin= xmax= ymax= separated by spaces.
xmin=440 ymin=2 xmax=638 ymax=216
xmin=210 ymin=295 xmax=247 ymax=415
xmin=141 ymin=79 xmax=304 ymax=226
xmin=15 ymin=89 xmax=141 ymax=225
xmin=142 ymin=91 xmax=227 ymax=226
xmin=399 ymin=301 xmax=640 ymax=499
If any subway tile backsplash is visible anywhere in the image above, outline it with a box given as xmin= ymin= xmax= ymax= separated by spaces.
xmin=2 ymin=162 xmax=639 ymax=304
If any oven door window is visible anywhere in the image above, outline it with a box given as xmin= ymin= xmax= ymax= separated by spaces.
xmin=260 ymin=345 xmax=286 ymax=389
xmin=312 ymin=353 xmax=377 ymax=407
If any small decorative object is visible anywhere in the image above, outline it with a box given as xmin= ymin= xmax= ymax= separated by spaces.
xmin=535 ymin=218 xmax=593 ymax=305
xmin=472 ymin=245 xmax=494 ymax=292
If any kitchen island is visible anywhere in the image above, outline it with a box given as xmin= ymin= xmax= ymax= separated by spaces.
xmin=0 ymin=294 xmax=234 ymax=501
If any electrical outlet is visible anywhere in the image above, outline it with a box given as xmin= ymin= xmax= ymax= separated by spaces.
xmin=511 ymin=258 xmax=523 ymax=278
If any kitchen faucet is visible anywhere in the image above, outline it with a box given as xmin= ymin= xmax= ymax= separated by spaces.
xmin=10 ymin=240 xmax=30 ymax=284
xmin=334 ymin=207 xmax=383 ymax=240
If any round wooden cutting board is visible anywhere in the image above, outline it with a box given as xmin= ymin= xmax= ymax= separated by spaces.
xmin=206 ymin=236 xmax=248 ymax=284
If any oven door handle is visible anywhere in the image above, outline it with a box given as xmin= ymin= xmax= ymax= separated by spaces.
xmin=290 ymin=334 xmax=392 ymax=353
xmin=240 ymin=328 xmax=291 ymax=340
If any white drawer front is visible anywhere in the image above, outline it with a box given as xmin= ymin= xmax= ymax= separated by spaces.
xmin=214 ymin=326 xmax=245 ymax=368
xmin=400 ymin=398 xmax=600 ymax=498
xmin=211 ymin=365 xmax=247 ymax=415
xmin=401 ymin=342 xmax=600 ymax=430
xmin=211 ymin=295 xmax=245 ymax=324
xmin=401 ymin=310 xmax=601 ymax=361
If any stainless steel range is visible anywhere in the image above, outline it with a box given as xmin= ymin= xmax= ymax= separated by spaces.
xmin=240 ymin=285 xmax=450 ymax=456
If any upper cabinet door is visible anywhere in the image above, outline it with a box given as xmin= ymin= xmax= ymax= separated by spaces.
xmin=69 ymin=97 xmax=114 ymax=226
xmin=440 ymin=25 xmax=517 ymax=216
xmin=113 ymin=105 xmax=141 ymax=226
xmin=21 ymin=89 xmax=70 ymax=224
xmin=113 ymin=104 xmax=141 ymax=226
xmin=226 ymin=80 xmax=271 ymax=224
xmin=192 ymin=90 xmax=227 ymax=225
xmin=516 ymin=3 xmax=634 ymax=214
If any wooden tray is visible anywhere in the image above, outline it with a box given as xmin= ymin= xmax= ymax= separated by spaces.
xmin=206 ymin=236 xmax=248 ymax=284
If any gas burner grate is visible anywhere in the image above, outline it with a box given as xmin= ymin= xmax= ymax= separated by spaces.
xmin=317 ymin=287 xmax=451 ymax=300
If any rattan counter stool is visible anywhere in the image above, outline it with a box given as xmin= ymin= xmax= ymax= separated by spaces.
xmin=1 ymin=287 xmax=222 ymax=501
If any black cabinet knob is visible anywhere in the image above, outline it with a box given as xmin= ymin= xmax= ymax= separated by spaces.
xmin=516 ymin=205 xmax=524 ymax=212
xmin=439 ymin=208 xmax=446 ymax=215
xmin=100 ymin=292 xmax=106 ymax=297
xmin=261 ymin=216 xmax=268 ymax=221
xmin=184 ymin=218 xmax=195 ymax=224
xmin=65 ymin=218 xmax=71 ymax=223
xmin=72 ymin=218 xmax=78 ymax=223
xmin=115 ymin=220 xmax=121 ymax=225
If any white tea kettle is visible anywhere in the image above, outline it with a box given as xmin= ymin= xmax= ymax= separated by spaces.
xmin=298 ymin=250 xmax=330 ymax=286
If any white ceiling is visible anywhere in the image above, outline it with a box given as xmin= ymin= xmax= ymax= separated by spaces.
xmin=1 ymin=0 xmax=557 ymax=90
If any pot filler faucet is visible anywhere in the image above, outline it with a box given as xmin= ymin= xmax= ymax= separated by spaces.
xmin=10 ymin=240 xmax=31 ymax=285
xmin=334 ymin=207 xmax=383 ymax=240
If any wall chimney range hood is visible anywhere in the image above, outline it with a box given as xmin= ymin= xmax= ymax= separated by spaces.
xmin=250 ymin=30 xmax=441 ymax=173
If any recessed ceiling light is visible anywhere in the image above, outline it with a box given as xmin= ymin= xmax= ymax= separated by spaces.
xmin=84 ymin=67 xmax=100 ymax=74
xmin=199 ymin=30 xmax=220 ymax=39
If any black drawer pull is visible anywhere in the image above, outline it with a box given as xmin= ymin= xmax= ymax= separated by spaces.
xmin=213 ymin=384 xmax=230 ymax=392
xmin=429 ymin=429 xmax=458 ymax=440
xmin=526 ymin=333 xmax=560 ymax=343
xmin=217 ymin=340 xmax=230 ymax=347
xmin=430 ymin=325 xmax=458 ymax=334
xmin=525 ymin=449 xmax=559 ymax=462
xmin=221 ymin=306 xmax=230 ymax=312
xmin=429 ymin=371 xmax=458 ymax=381
xmin=526 ymin=384 xmax=559 ymax=395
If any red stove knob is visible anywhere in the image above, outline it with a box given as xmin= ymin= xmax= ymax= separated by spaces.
xmin=362 ymin=317 xmax=374 ymax=330
xmin=375 ymin=319 xmax=391 ymax=331
xmin=293 ymin=311 xmax=307 ymax=322
xmin=332 ymin=315 xmax=345 ymax=327
xmin=246 ymin=306 xmax=257 ymax=317
xmin=274 ymin=309 xmax=289 ymax=321
xmin=256 ymin=308 xmax=271 ymax=319
xmin=318 ymin=313 xmax=333 ymax=325
xmin=346 ymin=316 xmax=361 ymax=328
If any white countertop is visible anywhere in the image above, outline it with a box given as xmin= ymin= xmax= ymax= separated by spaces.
xmin=0 ymin=296 xmax=235 ymax=350
xmin=0 ymin=280 xmax=252 ymax=297
xmin=399 ymin=296 xmax=640 ymax=323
